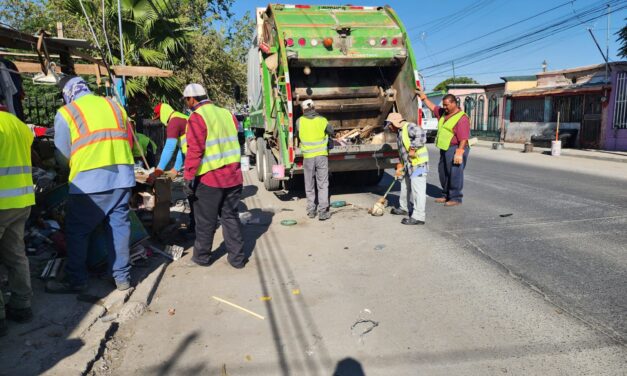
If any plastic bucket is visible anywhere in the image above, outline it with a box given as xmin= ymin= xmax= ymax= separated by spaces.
xmin=551 ymin=140 xmax=562 ymax=156
xmin=272 ymin=164 xmax=285 ymax=179
xmin=241 ymin=156 xmax=250 ymax=171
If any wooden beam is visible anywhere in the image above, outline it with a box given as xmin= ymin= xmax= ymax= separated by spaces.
xmin=13 ymin=61 xmax=173 ymax=78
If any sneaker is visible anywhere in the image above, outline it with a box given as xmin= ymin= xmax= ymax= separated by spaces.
xmin=390 ymin=208 xmax=408 ymax=215
xmin=115 ymin=280 xmax=132 ymax=291
xmin=5 ymin=306 xmax=33 ymax=323
xmin=307 ymin=211 xmax=317 ymax=219
xmin=0 ymin=319 xmax=6 ymax=337
xmin=401 ymin=218 xmax=425 ymax=225
xmin=45 ymin=280 xmax=88 ymax=294
xmin=318 ymin=211 xmax=331 ymax=221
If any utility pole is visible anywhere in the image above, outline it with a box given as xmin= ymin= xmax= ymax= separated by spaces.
xmin=452 ymin=61 xmax=456 ymax=81
xmin=542 ymin=60 xmax=547 ymax=72
xmin=606 ymin=3 xmax=610 ymax=83
xmin=117 ymin=0 xmax=126 ymax=86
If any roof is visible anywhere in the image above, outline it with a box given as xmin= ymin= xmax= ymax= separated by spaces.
xmin=509 ymin=82 xmax=609 ymax=97
xmin=426 ymin=90 xmax=446 ymax=97
xmin=447 ymin=83 xmax=484 ymax=89
xmin=500 ymin=75 xmax=537 ymax=82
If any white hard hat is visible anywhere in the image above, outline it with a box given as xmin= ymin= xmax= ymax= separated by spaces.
xmin=183 ymin=83 xmax=207 ymax=97
xmin=301 ymin=99 xmax=314 ymax=110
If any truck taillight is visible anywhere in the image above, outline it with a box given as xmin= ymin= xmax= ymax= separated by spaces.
xmin=380 ymin=38 xmax=388 ymax=46
xmin=310 ymin=39 xmax=318 ymax=46
xmin=349 ymin=6 xmax=364 ymax=10
xmin=323 ymin=37 xmax=333 ymax=48
xmin=285 ymin=38 xmax=294 ymax=47
xmin=368 ymin=38 xmax=376 ymax=46
xmin=295 ymin=4 xmax=310 ymax=8
xmin=392 ymin=38 xmax=399 ymax=46
xmin=298 ymin=38 xmax=306 ymax=46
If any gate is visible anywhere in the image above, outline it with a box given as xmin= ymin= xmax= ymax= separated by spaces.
xmin=580 ymin=94 xmax=602 ymax=149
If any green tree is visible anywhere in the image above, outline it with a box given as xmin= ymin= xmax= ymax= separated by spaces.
xmin=617 ymin=19 xmax=627 ymax=58
xmin=433 ymin=76 xmax=478 ymax=92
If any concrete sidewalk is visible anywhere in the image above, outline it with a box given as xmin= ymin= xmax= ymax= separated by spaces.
xmin=474 ymin=140 xmax=627 ymax=163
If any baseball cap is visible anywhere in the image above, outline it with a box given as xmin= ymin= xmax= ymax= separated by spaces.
xmin=183 ymin=83 xmax=207 ymax=97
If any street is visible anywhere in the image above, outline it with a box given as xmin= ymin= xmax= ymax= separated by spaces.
xmin=89 ymin=145 xmax=627 ymax=375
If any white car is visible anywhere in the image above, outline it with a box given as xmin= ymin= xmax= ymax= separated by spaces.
xmin=422 ymin=108 xmax=438 ymax=142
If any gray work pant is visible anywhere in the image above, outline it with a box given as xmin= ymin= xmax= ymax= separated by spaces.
xmin=0 ymin=207 xmax=32 ymax=319
xmin=303 ymin=156 xmax=329 ymax=213
xmin=399 ymin=173 xmax=427 ymax=221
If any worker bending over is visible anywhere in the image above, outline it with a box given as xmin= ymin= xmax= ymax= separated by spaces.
xmin=153 ymin=102 xmax=188 ymax=176
xmin=48 ymin=76 xmax=135 ymax=293
xmin=387 ymin=112 xmax=428 ymax=225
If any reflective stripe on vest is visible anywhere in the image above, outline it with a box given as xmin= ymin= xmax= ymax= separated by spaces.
xmin=58 ymin=95 xmax=134 ymax=181
xmin=299 ymin=116 xmax=328 ymax=158
xmin=400 ymin=122 xmax=429 ymax=166
xmin=0 ymin=111 xmax=35 ymax=209
xmin=435 ymin=111 xmax=466 ymax=151
xmin=194 ymin=104 xmax=240 ymax=176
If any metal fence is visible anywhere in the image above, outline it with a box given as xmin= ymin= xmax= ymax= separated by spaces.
xmin=23 ymin=93 xmax=63 ymax=127
xmin=551 ymin=95 xmax=583 ymax=122
xmin=614 ymin=72 xmax=627 ymax=129
xmin=511 ymin=97 xmax=544 ymax=122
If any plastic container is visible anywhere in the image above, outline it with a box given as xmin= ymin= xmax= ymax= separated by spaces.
xmin=272 ymin=164 xmax=285 ymax=179
xmin=241 ymin=156 xmax=250 ymax=171
xmin=551 ymin=140 xmax=561 ymax=156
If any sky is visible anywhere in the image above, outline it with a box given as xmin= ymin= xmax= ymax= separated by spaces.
xmin=228 ymin=0 xmax=626 ymax=90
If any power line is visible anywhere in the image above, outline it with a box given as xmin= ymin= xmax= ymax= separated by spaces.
xmin=416 ymin=0 xmax=575 ymax=63
xmin=419 ymin=0 xmax=626 ymax=74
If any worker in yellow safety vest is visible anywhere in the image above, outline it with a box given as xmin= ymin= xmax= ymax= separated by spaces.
xmin=418 ymin=90 xmax=471 ymax=206
xmin=0 ymin=96 xmax=34 ymax=336
xmin=182 ymin=83 xmax=247 ymax=269
xmin=132 ymin=131 xmax=157 ymax=167
xmin=297 ymin=99 xmax=334 ymax=221
xmin=48 ymin=76 xmax=135 ymax=294
xmin=152 ymin=103 xmax=189 ymax=177
xmin=386 ymin=112 xmax=429 ymax=225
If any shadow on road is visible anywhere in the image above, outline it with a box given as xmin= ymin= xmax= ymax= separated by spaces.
xmin=333 ymin=357 xmax=366 ymax=376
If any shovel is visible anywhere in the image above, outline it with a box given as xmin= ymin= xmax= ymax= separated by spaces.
xmin=369 ymin=179 xmax=397 ymax=216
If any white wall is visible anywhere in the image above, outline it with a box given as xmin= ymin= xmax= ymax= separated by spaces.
xmin=505 ymin=122 xmax=580 ymax=145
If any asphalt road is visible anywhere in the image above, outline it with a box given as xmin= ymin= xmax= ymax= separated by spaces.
xmin=101 ymin=145 xmax=627 ymax=376
xmin=420 ymin=145 xmax=627 ymax=345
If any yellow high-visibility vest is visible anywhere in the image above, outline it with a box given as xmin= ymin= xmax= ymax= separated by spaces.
xmin=299 ymin=116 xmax=328 ymax=159
xmin=57 ymin=94 xmax=134 ymax=181
xmin=159 ymin=103 xmax=189 ymax=154
xmin=435 ymin=111 xmax=466 ymax=151
xmin=194 ymin=104 xmax=240 ymax=176
xmin=400 ymin=122 xmax=429 ymax=166
xmin=0 ymin=111 xmax=35 ymax=209
xmin=132 ymin=133 xmax=157 ymax=157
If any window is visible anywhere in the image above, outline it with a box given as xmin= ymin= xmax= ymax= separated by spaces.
xmin=488 ymin=94 xmax=500 ymax=131
xmin=511 ymin=97 xmax=544 ymax=122
xmin=614 ymin=72 xmax=627 ymax=129
xmin=551 ymin=95 xmax=583 ymax=122
xmin=464 ymin=97 xmax=475 ymax=127
xmin=475 ymin=95 xmax=485 ymax=130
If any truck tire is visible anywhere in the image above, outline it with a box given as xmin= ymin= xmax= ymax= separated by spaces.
xmin=352 ymin=170 xmax=384 ymax=186
xmin=256 ymin=137 xmax=266 ymax=182
xmin=263 ymin=147 xmax=282 ymax=191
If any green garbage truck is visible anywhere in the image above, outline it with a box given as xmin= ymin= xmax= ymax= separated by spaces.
xmin=247 ymin=4 xmax=425 ymax=191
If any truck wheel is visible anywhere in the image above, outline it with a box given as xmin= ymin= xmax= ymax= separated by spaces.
xmin=256 ymin=137 xmax=266 ymax=182
xmin=263 ymin=147 xmax=282 ymax=191
xmin=352 ymin=170 xmax=384 ymax=186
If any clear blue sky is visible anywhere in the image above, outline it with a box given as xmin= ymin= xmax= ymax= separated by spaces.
xmin=228 ymin=0 xmax=626 ymax=90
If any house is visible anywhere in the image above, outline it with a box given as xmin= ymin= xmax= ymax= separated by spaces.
xmin=502 ymin=63 xmax=626 ymax=149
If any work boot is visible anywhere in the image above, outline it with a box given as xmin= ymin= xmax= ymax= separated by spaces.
xmin=307 ymin=211 xmax=317 ymax=219
xmin=435 ymin=197 xmax=447 ymax=203
xmin=45 ymin=280 xmax=88 ymax=294
xmin=0 ymin=319 xmax=7 ymax=337
xmin=5 ymin=306 xmax=33 ymax=323
xmin=318 ymin=211 xmax=331 ymax=221
xmin=401 ymin=218 xmax=425 ymax=225
xmin=390 ymin=208 xmax=408 ymax=215
xmin=115 ymin=280 xmax=132 ymax=292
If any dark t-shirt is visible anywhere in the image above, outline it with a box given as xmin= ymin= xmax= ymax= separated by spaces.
xmin=434 ymin=106 xmax=470 ymax=146
xmin=166 ymin=116 xmax=187 ymax=139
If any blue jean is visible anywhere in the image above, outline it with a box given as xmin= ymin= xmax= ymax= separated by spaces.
xmin=65 ymin=188 xmax=132 ymax=285
xmin=438 ymin=147 xmax=469 ymax=203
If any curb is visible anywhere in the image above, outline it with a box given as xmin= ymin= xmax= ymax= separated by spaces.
xmin=45 ymin=262 xmax=168 ymax=375
xmin=473 ymin=143 xmax=627 ymax=164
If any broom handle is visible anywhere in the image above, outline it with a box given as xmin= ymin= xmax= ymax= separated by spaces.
xmin=382 ymin=179 xmax=396 ymax=199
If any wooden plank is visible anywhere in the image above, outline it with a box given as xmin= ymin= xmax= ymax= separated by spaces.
xmin=13 ymin=61 xmax=172 ymax=77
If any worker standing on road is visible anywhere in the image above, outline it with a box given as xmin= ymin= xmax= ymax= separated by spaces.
xmin=0 ymin=95 xmax=34 ymax=336
xmin=48 ymin=76 xmax=135 ymax=293
xmin=419 ymin=91 xmax=470 ymax=206
xmin=386 ymin=112 xmax=428 ymax=225
xmin=152 ymin=103 xmax=188 ymax=176
xmin=182 ymin=83 xmax=247 ymax=269
xmin=296 ymin=99 xmax=333 ymax=221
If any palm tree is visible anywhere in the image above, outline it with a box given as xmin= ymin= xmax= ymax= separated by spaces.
xmin=63 ymin=0 xmax=193 ymax=105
